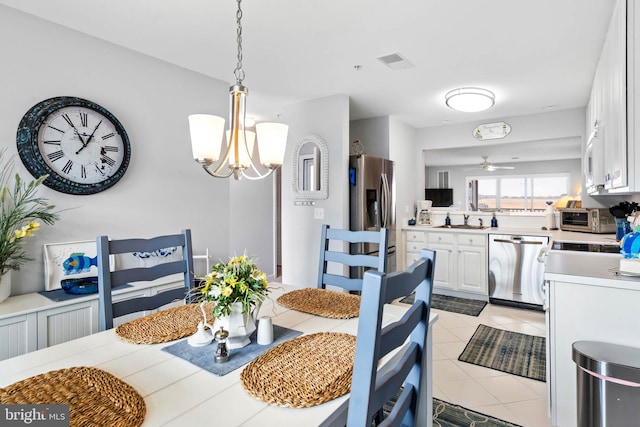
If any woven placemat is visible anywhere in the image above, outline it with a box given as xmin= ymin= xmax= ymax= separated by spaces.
xmin=240 ymin=332 xmax=356 ymax=408
xmin=276 ymin=288 xmax=360 ymax=318
xmin=115 ymin=302 xmax=215 ymax=344
xmin=0 ymin=366 xmax=146 ymax=427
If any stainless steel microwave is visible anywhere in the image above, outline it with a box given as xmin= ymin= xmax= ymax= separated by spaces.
xmin=559 ymin=208 xmax=616 ymax=233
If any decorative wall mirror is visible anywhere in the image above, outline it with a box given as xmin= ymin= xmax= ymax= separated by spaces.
xmin=292 ymin=134 xmax=329 ymax=200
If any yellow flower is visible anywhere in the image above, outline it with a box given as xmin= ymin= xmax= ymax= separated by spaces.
xmin=27 ymin=221 xmax=40 ymax=232
xmin=226 ymin=275 xmax=238 ymax=287
xmin=222 ymin=286 xmax=233 ymax=297
xmin=239 ymin=283 xmax=249 ymax=293
xmin=14 ymin=229 xmax=26 ymax=239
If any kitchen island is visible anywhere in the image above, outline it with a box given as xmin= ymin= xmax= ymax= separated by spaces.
xmin=544 ymin=250 xmax=640 ymax=427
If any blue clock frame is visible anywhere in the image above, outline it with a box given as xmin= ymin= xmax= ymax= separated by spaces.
xmin=16 ymin=96 xmax=131 ymax=195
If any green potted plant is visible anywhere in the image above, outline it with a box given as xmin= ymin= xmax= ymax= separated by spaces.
xmin=0 ymin=148 xmax=59 ymax=301
xmin=194 ymin=254 xmax=269 ymax=348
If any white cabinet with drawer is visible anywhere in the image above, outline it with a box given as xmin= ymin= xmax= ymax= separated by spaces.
xmin=404 ymin=230 xmax=427 ymax=267
xmin=401 ymin=229 xmax=487 ymax=297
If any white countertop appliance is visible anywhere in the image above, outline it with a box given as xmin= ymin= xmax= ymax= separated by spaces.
xmin=417 ymin=200 xmax=432 ymax=225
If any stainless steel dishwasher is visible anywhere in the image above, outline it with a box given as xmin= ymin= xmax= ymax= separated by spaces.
xmin=488 ymin=234 xmax=549 ymax=310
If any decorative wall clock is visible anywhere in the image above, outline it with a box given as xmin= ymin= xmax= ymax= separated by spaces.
xmin=17 ymin=96 xmax=131 ymax=195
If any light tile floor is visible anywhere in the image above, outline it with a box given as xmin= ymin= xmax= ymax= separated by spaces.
xmin=431 ymin=301 xmax=551 ymax=427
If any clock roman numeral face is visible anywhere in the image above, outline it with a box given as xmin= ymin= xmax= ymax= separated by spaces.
xmin=37 ymin=106 xmax=126 ymax=185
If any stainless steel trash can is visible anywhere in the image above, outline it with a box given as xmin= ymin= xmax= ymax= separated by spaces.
xmin=572 ymin=341 xmax=640 ymax=427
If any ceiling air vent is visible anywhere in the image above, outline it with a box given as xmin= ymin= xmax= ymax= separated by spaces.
xmin=377 ymin=52 xmax=414 ymax=70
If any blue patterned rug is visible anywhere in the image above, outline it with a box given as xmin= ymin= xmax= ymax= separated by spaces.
xmin=400 ymin=293 xmax=487 ymax=316
xmin=458 ymin=324 xmax=546 ymax=382
xmin=383 ymin=397 xmax=522 ymax=426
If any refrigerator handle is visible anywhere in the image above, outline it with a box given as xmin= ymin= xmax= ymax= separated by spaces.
xmin=381 ymin=173 xmax=389 ymax=228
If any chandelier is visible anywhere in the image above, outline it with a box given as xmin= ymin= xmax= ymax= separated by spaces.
xmin=189 ymin=0 xmax=288 ymax=180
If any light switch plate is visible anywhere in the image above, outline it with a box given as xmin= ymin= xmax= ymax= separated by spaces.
xmin=314 ymin=207 xmax=324 ymax=220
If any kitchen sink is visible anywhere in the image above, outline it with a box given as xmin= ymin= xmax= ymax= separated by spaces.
xmin=435 ymin=224 xmax=489 ymax=230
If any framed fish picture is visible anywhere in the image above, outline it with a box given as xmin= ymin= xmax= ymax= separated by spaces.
xmin=43 ymin=240 xmax=115 ymax=291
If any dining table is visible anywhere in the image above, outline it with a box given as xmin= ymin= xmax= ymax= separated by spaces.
xmin=0 ymin=284 xmax=438 ymax=427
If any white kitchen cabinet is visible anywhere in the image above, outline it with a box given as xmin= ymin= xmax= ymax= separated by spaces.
xmin=547 ymin=279 xmax=640 ymax=427
xmin=0 ymin=279 xmax=185 ymax=360
xmin=626 ymin=0 xmax=640 ymax=193
xmin=401 ymin=229 xmax=488 ymax=297
xmin=601 ymin=0 xmax=627 ymax=190
xmin=455 ymin=234 xmax=487 ymax=294
xmin=0 ymin=312 xmax=37 ymax=360
xmin=585 ymin=0 xmax=627 ymax=193
xmin=404 ymin=229 xmax=428 ymax=267
xmin=428 ymin=232 xmax=487 ymax=296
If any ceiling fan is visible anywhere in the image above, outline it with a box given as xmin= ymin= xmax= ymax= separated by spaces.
xmin=466 ymin=156 xmax=515 ymax=172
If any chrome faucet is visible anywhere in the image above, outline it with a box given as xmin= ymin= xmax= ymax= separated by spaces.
xmin=463 ymin=214 xmax=470 ymax=225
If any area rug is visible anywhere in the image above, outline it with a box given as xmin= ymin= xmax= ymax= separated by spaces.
xmin=400 ymin=293 xmax=487 ymax=316
xmin=458 ymin=324 xmax=546 ymax=382
xmin=383 ymin=397 xmax=522 ymax=426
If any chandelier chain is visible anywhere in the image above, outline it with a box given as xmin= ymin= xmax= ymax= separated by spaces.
xmin=234 ymin=0 xmax=245 ymax=83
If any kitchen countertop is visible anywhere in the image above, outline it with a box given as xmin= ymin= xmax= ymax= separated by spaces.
xmin=544 ymin=250 xmax=640 ymax=291
xmin=401 ymin=224 xmax=618 ymax=244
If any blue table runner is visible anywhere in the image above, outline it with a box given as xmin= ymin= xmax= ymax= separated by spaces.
xmin=162 ymin=325 xmax=303 ymax=376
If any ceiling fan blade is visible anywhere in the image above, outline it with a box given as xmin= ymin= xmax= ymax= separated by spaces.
xmin=493 ymin=166 xmax=515 ymax=170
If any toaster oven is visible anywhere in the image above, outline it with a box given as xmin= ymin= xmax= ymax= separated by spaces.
xmin=559 ymin=208 xmax=616 ymax=233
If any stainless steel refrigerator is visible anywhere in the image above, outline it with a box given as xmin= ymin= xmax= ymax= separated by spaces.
xmin=349 ymin=154 xmax=396 ymax=277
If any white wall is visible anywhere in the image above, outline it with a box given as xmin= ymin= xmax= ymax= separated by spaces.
xmin=1 ymin=7 xmax=275 ymax=295
xmin=349 ymin=117 xmax=390 ymax=158
xmin=281 ymin=95 xmax=350 ymax=287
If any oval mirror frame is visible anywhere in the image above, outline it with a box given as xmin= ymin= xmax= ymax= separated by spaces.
xmin=292 ymin=134 xmax=329 ymax=200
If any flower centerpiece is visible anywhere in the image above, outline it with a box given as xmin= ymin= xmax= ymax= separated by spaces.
xmin=195 ymin=254 xmax=269 ymax=348
xmin=0 ymin=148 xmax=59 ymax=301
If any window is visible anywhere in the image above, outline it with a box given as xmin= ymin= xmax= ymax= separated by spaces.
xmin=470 ymin=173 xmax=570 ymax=211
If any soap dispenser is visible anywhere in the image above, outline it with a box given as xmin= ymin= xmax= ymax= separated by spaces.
xmin=491 ymin=214 xmax=498 ymax=228
xmin=445 ymin=212 xmax=451 ymax=226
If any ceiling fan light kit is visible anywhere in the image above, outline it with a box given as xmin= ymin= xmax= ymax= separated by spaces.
xmin=445 ymin=87 xmax=495 ymax=113
xmin=466 ymin=156 xmax=515 ymax=172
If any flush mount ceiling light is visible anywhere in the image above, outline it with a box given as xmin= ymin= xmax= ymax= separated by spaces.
xmin=445 ymin=87 xmax=495 ymax=113
xmin=189 ymin=0 xmax=288 ymax=180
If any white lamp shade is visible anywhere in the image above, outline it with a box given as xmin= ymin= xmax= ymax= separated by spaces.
xmin=256 ymin=122 xmax=289 ymax=166
xmin=226 ymin=130 xmax=256 ymax=168
xmin=189 ymin=114 xmax=225 ymax=161
xmin=445 ymin=87 xmax=495 ymax=112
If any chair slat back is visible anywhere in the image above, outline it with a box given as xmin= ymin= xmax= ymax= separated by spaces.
xmin=97 ymin=229 xmax=195 ymax=331
xmin=347 ymin=249 xmax=436 ymax=427
xmin=317 ymin=224 xmax=389 ymax=291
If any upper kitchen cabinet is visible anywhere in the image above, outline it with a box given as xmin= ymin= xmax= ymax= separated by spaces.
xmin=587 ymin=0 xmax=627 ymax=193
xmin=627 ymin=0 xmax=640 ymax=193
xmin=589 ymin=0 xmax=640 ymax=194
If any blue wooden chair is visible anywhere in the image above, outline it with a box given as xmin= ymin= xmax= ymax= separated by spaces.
xmin=347 ymin=249 xmax=436 ymax=427
xmin=97 ymin=229 xmax=195 ymax=331
xmin=317 ymin=224 xmax=389 ymax=292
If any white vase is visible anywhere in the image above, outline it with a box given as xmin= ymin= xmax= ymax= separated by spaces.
xmin=212 ymin=302 xmax=260 ymax=349
xmin=0 ymin=271 xmax=11 ymax=303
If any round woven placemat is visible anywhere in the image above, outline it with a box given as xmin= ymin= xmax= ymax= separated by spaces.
xmin=276 ymin=288 xmax=360 ymax=318
xmin=115 ymin=302 xmax=215 ymax=344
xmin=240 ymin=332 xmax=356 ymax=408
xmin=0 ymin=366 xmax=146 ymax=427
